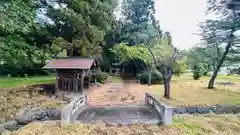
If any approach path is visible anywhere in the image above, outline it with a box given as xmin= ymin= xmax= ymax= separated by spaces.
xmin=62 ymin=76 xmax=164 ymax=125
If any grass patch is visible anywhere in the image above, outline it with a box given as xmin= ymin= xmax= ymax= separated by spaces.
xmin=215 ymin=74 xmax=240 ymax=82
xmin=149 ymin=74 xmax=240 ymax=106
xmin=0 ymin=85 xmax=64 ymax=124
xmin=0 ymin=75 xmax=66 ymax=123
xmin=0 ymin=76 xmax=55 ymax=88
xmin=8 ymin=114 xmax=240 ymax=135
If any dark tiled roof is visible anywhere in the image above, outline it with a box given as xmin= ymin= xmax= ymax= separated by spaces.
xmin=43 ymin=57 xmax=95 ymax=69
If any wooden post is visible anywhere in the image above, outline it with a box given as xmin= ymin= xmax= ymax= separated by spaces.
xmin=88 ymin=70 xmax=92 ymax=89
xmin=75 ymin=73 xmax=79 ymax=93
xmin=68 ymin=79 xmax=71 ymax=92
xmin=55 ymin=70 xmax=59 ymax=94
xmin=81 ymin=70 xmax=85 ymax=94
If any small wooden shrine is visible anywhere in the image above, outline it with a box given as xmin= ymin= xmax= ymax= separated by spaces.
xmin=43 ymin=57 xmax=97 ymax=94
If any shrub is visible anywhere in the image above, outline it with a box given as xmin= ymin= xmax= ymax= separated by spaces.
xmin=203 ymin=70 xmax=208 ymax=76
xmin=173 ymin=61 xmax=187 ymax=76
xmin=229 ymin=67 xmax=240 ymax=75
xmin=136 ymin=69 xmax=163 ymax=84
xmin=100 ymin=60 xmax=111 ymax=72
xmin=192 ymin=64 xmax=203 ymax=80
xmin=193 ymin=72 xmax=202 ymax=80
xmin=95 ymin=70 xmax=108 ymax=83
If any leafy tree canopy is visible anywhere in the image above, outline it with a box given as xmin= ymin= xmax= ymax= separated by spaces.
xmin=40 ymin=0 xmax=118 ymax=57
xmin=110 ymin=43 xmax=152 ymax=65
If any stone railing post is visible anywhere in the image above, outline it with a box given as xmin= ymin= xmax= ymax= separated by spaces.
xmin=145 ymin=93 xmax=173 ymax=125
xmin=162 ymin=105 xmax=173 ymax=125
xmin=61 ymin=94 xmax=87 ymax=125
xmin=145 ymin=93 xmax=148 ymax=105
xmin=83 ymin=93 xmax=88 ymax=105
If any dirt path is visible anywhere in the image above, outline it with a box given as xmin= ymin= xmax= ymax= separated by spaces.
xmin=88 ymin=80 xmax=151 ymax=106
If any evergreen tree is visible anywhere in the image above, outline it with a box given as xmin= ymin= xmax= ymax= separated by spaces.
xmin=120 ymin=0 xmax=161 ymax=45
xmin=40 ymin=0 xmax=118 ymax=57
xmin=0 ymin=0 xmax=43 ymax=76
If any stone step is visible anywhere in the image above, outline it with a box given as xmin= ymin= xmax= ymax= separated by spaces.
xmin=76 ymin=118 xmax=161 ymax=125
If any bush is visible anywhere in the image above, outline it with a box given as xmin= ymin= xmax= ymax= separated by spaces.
xmin=229 ymin=67 xmax=240 ymax=75
xmin=192 ymin=64 xmax=203 ymax=80
xmin=136 ymin=69 xmax=163 ymax=84
xmin=95 ymin=70 xmax=108 ymax=84
xmin=173 ymin=61 xmax=187 ymax=76
xmin=203 ymin=70 xmax=208 ymax=76
xmin=193 ymin=72 xmax=202 ymax=80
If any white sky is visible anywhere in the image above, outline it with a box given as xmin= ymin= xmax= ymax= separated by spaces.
xmin=155 ymin=0 xmax=208 ymax=49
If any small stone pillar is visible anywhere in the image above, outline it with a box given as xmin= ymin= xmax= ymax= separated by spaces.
xmin=162 ymin=105 xmax=173 ymax=125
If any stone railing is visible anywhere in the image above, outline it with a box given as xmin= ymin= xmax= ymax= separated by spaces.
xmin=145 ymin=93 xmax=173 ymax=125
xmin=61 ymin=94 xmax=87 ymax=125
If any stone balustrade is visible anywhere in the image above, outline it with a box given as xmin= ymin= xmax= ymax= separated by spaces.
xmin=61 ymin=94 xmax=87 ymax=125
xmin=145 ymin=93 xmax=173 ymax=125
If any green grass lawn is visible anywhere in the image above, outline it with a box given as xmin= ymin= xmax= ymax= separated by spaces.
xmin=0 ymin=76 xmax=55 ymax=88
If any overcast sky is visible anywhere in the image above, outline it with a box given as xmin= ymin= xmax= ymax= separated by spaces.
xmin=155 ymin=0 xmax=208 ymax=49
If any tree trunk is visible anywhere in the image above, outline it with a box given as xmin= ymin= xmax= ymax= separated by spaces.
xmin=208 ymin=32 xmax=234 ymax=89
xmin=148 ymin=64 xmax=152 ymax=86
xmin=40 ymin=48 xmax=46 ymax=67
xmin=163 ymin=68 xmax=172 ymax=99
xmin=67 ymin=43 xmax=73 ymax=56
xmin=164 ymin=79 xmax=171 ymax=99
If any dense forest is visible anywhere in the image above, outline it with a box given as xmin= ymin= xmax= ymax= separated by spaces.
xmin=0 ymin=0 xmax=118 ymax=76
xmin=0 ymin=0 xmax=172 ymax=77
xmin=1 ymin=0 xmax=240 ymax=98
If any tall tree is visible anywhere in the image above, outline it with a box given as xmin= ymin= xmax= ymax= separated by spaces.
xmin=0 ymin=0 xmax=44 ymax=75
xmin=111 ymin=32 xmax=180 ymax=99
xmin=187 ymin=43 xmax=224 ymax=77
xmin=39 ymin=0 xmax=118 ymax=57
xmin=120 ymin=0 xmax=161 ymax=45
xmin=146 ymin=33 xmax=180 ymax=99
xmin=200 ymin=0 xmax=240 ymax=88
